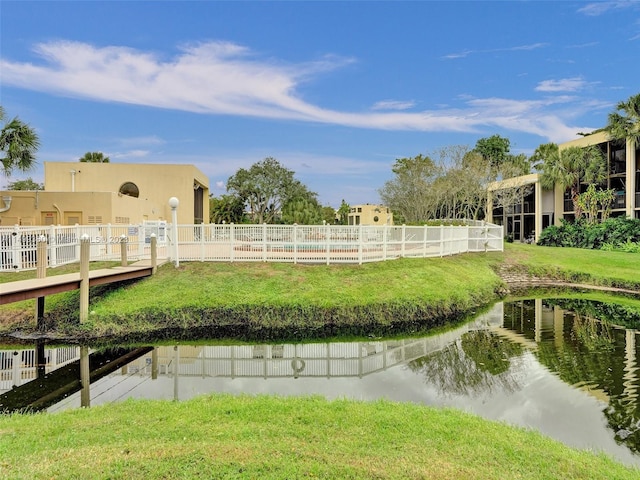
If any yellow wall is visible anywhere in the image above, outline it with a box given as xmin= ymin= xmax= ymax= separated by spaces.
xmin=348 ymin=204 xmax=394 ymax=226
xmin=1 ymin=162 xmax=210 ymax=226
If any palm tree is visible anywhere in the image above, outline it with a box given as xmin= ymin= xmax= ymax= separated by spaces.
xmin=540 ymin=145 xmax=607 ymax=219
xmin=606 ymin=93 xmax=640 ymax=147
xmin=0 ymin=106 xmax=40 ymax=177
xmin=79 ymin=151 xmax=110 ymax=163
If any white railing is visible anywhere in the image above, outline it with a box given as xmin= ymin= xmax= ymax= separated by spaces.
xmin=0 ymin=223 xmax=169 ymax=272
xmin=0 ymin=221 xmax=503 ymax=271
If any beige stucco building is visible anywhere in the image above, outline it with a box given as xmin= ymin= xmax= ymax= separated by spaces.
xmin=0 ymin=162 xmax=209 ymax=226
xmin=347 ymin=204 xmax=394 ymax=226
xmin=488 ymin=131 xmax=639 ymax=242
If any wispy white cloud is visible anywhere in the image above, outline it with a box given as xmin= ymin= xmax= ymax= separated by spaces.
xmin=442 ymin=43 xmax=548 ymax=60
xmin=116 ymin=136 xmax=166 ymax=147
xmin=578 ymin=1 xmax=639 ymax=16
xmin=0 ymin=40 xmax=597 ymax=143
xmin=110 ymin=149 xmax=151 ymax=159
xmin=535 ymin=77 xmax=589 ymax=92
xmin=566 ymin=41 xmax=600 ymax=49
xmin=371 ymin=100 xmax=416 ymax=111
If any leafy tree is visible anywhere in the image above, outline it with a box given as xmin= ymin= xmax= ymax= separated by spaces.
xmin=0 ymin=106 xmax=40 ymax=177
xmin=226 ymin=157 xmax=313 ymax=224
xmin=337 ymin=200 xmax=350 ymax=225
xmin=378 ymin=154 xmax=441 ymax=223
xmin=606 ymin=92 xmax=640 ymax=147
xmin=209 ymin=194 xmax=246 ymax=224
xmin=540 ymin=145 xmax=607 ymax=218
xmin=79 ymin=151 xmax=110 ymax=163
xmin=473 ymin=134 xmax=511 ymax=170
xmin=576 ymin=185 xmax=615 ymax=225
xmin=322 ymin=206 xmax=337 ymax=224
xmin=529 ymin=143 xmax=559 ymax=172
xmin=280 ymin=193 xmax=323 ymax=224
xmin=5 ymin=177 xmax=44 ymax=190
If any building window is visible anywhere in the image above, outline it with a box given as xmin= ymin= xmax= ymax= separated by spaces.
xmin=373 ymin=216 xmax=379 ymax=222
xmin=119 ymin=182 xmax=139 ymax=198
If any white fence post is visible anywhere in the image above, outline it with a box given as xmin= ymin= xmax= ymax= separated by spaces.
xmin=382 ymin=224 xmax=388 ymax=260
xmin=325 ymin=222 xmax=330 ymax=265
xmin=48 ymin=224 xmax=57 ymax=267
xmin=358 ymin=224 xmax=363 ymax=265
xmin=230 ymin=223 xmax=235 ymax=262
xmin=262 ymin=223 xmax=267 ymax=262
xmin=199 ymin=224 xmax=205 ymax=261
xmin=293 ymin=224 xmax=298 ymax=264
xmin=12 ymin=227 xmax=21 ymax=271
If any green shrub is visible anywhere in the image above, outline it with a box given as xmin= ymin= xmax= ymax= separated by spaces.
xmin=537 ymin=217 xmax=640 ymax=249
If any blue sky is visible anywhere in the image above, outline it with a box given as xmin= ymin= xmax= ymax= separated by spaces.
xmin=1 ymin=1 xmax=639 ymax=208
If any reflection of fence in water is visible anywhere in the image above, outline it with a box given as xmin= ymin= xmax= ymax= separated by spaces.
xmin=0 ymin=306 xmax=503 ymax=390
xmin=0 ymin=346 xmax=79 ymax=391
xmin=122 ymin=320 xmax=496 ymax=380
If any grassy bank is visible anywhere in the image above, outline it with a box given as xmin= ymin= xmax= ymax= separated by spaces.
xmin=2 ymin=244 xmax=640 ymax=342
xmin=1 ymin=394 xmax=637 ymax=479
xmin=1 ymin=251 xmax=506 ymax=342
xmin=504 ymin=242 xmax=640 ymax=288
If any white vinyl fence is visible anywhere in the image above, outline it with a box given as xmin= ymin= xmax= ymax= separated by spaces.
xmin=0 ymin=221 xmax=503 ymax=272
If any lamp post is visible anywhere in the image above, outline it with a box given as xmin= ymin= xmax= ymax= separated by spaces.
xmin=169 ymin=197 xmax=179 ymax=267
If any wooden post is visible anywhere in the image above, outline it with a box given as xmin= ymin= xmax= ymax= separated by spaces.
xmin=151 ymin=347 xmax=158 ymax=380
xmin=150 ymin=234 xmax=157 ymax=274
xmin=36 ymin=339 xmax=46 ymax=379
xmin=80 ymin=235 xmax=90 ymax=323
xmin=120 ymin=234 xmax=128 ymax=267
xmin=80 ymin=345 xmax=90 ymax=407
xmin=36 ymin=236 xmax=47 ymax=331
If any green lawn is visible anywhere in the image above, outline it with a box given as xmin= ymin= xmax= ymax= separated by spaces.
xmin=1 ymin=395 xmax=637 ymax=480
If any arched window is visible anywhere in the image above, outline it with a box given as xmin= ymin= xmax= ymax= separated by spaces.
xmin=119 ymin=182 xmax=139 ymax=198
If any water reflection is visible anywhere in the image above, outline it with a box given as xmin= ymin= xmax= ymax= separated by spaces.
xmin=1 ymin=299 xmax=640 ymax=467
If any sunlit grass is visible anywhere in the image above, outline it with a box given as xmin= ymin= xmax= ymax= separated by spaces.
xmin=0 ymin=395 xmax=636 ymax=480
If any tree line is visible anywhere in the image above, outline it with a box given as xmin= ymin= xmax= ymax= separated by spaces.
xmin=380 ymin=93 xmax=639 ymax=224
xmin=2 ymin=93 xmax=638 ymax=227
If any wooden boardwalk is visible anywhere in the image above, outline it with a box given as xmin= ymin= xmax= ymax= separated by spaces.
xmin=0 ymin=259 xmax=167 ymax=305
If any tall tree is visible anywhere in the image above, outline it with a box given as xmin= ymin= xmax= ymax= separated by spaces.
xmin=226 ymin=157 xmax=312 ymax=224
xmin=378 ymin=154 xmax=441 ymax=223
xmin=79 ymin=151 xmax=110 ymax=163
xmin=0 ymin=106 xmax=40 ymax=177
xmin=322 ymin=206 xmax=337 ymax=224
xmin=529 ymin=143 xmax=559 ymax=172
xmin=209 ymin=194 xmax=246 ymax=224
xmin=606 ymin=93 xmax=640 ymax=147
xmin=337 ymin=200 xmax=350 ymax=225
xmin=281 ymin=194 xmax=323 ymax=224
xmin=5 ymin=177 xmax=44 ymax=190
xmin=473 ymin=134 xmax=511 ymax=171
xmin=540 ymin=145 xmax=607 ymax=218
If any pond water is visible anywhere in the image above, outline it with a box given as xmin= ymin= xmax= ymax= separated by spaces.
xmin=2 ymin=299 xmax=640 ymax=467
